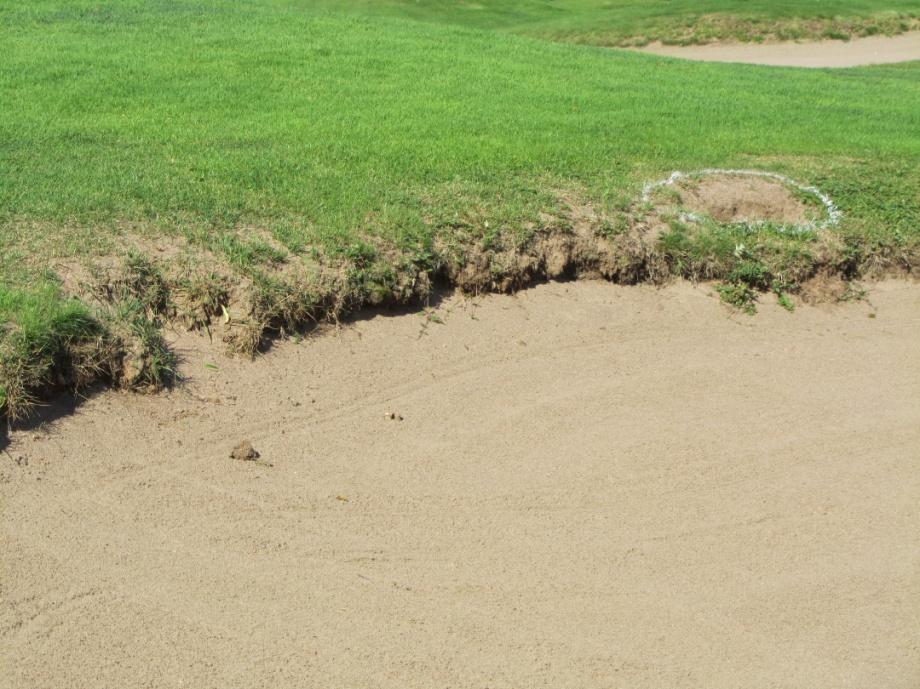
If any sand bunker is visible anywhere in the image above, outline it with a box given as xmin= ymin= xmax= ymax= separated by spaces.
xmin=2 ymin=280 xmax=919 ymax=688
xmin=634 ymin=31 xmax=920 ymax=67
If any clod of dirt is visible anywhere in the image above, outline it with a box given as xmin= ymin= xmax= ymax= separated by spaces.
xmin=677 ymin=174 xmax=813 ymax=225
xmin=230 ymin=441 xmax=260 ymax=461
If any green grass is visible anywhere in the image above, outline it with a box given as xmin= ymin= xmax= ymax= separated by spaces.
xmin=1 ymin=0 xmax=919 ymax=417
xmin=0 ymin=259 xmax=176 ymax=419
xmin=0 ymin=283 xmax=100 ymax=417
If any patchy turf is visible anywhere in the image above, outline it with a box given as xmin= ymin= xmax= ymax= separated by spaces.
xmin=1 ymin=0 xmax=919 ymax=419
xmin=308 ymin=0 xmax=920 ymax=46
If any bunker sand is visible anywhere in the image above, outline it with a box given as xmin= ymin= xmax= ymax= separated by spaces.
xmin=2 ymin=280 xmax=919 ymax=688
xmin=636 ymin=31 xmax=920 ymax=67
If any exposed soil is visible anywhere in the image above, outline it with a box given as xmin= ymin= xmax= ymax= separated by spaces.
xmin=2 ymin=279 xmax=919 ymax=688
xmin=634 ymin=31 xmax=920 ymax=67
xmin=676 ymin=174 xmax=813 ymax=225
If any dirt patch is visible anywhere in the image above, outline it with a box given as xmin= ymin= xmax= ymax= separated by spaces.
xmin=643 ymin=170 xmax=837 ymax=233
xmin=436 ymin=192 xmax=665 ymax=293
xmin=633 ymin=31 xmax=920 ymax=67
xmin=439 ymin=223 xmax=661 ymax=293
xmin=799 ymin=272 xmax=863 ymax=303
xmin=677 ymin=174 xmax=813 ymax=225
xmin=2 ymin=280 xmax=918 ymax=687
xmin=611 ymin=14 xmax=920 ymax=48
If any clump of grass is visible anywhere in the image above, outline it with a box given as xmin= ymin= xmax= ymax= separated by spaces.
xmin=248 ymin=272 xmax=327 ymax=333
xmin=0 ymin=252 xmax=190 ymax=420
xmin=716 ymin=252 xmax=800 ymax=313
xmin=0 ymin=278 xmax=177 ymax=420
xmin=716 ymin=282 xmax=760 ymax=314
xmin=0 ymin=283 xmax=104 ymax=419
xmin=89 ymin=248 xmax=234 ymax=335
xmin=91 ymin=252 xmax=171 ymax=318
xmin=102 ymin=299 xmax=177 ymax=389
xmin=776 ymin=290 xmax=796 ymax=312
xmin=213 ymin=235 xmax=288 ymax=271
xmin=659 ymin=219 xmax=824 ymax=313
xmin=339 ymin=239 xmax=434 ymax=307
xmin=172 ymin=271 xmax=232 ymax=332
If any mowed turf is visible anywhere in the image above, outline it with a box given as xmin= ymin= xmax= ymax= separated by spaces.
xmin=1 ymin=0 xmax=920 ymax=417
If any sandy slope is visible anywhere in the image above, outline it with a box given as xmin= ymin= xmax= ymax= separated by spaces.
xmin=635 ymin=31 xmax=920 ymax=67
xmin=2 ymin=280 xmax=919 ymax=689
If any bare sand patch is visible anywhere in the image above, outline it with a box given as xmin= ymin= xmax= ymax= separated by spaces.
xmin=634 ymin=31 xmax=920 ymax=67
xmin=2 ymin=280 xmax=919 ymax=688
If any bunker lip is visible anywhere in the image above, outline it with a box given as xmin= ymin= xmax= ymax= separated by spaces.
xmin=632 ymin=31 xmax=920 ymax=67
xmin=2 ymin=172 xmax=915 ymax=424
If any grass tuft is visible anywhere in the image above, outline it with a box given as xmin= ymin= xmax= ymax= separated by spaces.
xmin=0 ymin=284 xmax=105 ymax=419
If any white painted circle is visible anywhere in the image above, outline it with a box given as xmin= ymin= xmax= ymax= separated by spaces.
xmin=641 ymin=169 xmax=841 ymax=234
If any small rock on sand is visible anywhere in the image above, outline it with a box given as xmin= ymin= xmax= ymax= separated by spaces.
xmin=230 ymin=441 xmax=260 ymax=461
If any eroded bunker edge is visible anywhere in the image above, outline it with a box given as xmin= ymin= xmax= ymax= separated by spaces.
xmin=1 ymin=174 xmax=917 ymax=424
